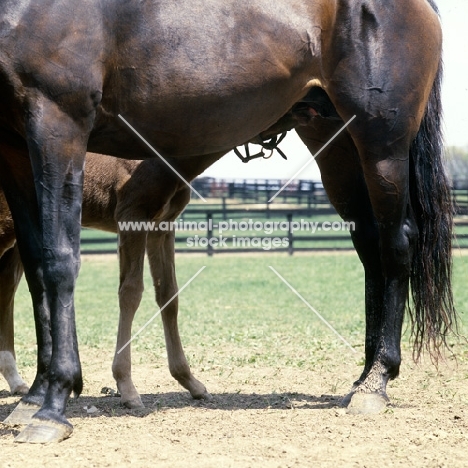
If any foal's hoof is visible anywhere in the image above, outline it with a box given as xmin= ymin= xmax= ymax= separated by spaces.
xmin=12 ymin=383 xmax=30 ymax=396
xmin=189 ymin=380 xmax=212 ymax=401
xmin=3 ymin=401 xmax=40 ymax=425
xmin=122 ymin=397 xmax=144 ymax=409
xmin=196 ymin=391 xmax=213 ymax=401
xmin=346 ymin=392 xmax=388 ymax=415
xmin=14 ymin=420 xmax=73 ymax=444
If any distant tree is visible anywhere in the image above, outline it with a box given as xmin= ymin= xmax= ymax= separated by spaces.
xmin=445 ymin=146 xmax=468 ymax=189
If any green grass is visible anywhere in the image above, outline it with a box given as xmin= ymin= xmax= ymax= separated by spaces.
xmin=11 ymin=253 xmax=468 ymax=373
xmin=80 ymin=228 xmax=118 ymax=252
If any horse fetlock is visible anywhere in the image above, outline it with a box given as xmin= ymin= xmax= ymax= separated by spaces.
xmin=375 ymin=348 xmax=401 ymax=382
xmin=112 ymin=362 xmax=130 ymax=381
xmin=21 ymin=385 xmax=47 ymax=408
xmin=168 ymin=361 xmax=191 ymax=381
xmin=12 ymin=383 xmax=30 ymax=396
xmin=116 ymin=378 xmax=143 ymax=408
xmin=357 ymin=361 xmax=389 ymax=394
xmin=0 ymin=351 xmax=28 ymax=394
xmin=341 ymin=359 xmax=391 ymax=411
xmin=49 ymin=367 xmax=83 ymax=398
xmin=169 ymin=365 xmax=208 ymax=400
xmin=187 ymin=378 xmax=210 ymax=400
xmin=121 ymin=395 xmax=144 ymax=409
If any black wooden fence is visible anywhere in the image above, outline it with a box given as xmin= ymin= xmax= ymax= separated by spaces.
xmin=80 ymin=176 xmax=468 ymax=254
xmin=81 ymin=204 xmax=468 ymax=255
xmin=191 ymin=177 xmax=468 ymax=214
xmin=191 ymin=177 xmax=329 ymax=206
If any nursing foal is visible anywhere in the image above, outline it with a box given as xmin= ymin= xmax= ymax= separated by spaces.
xmin=0 ymin=152 xmax=213 ymax=408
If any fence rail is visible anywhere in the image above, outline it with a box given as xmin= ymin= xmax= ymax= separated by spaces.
xmin=80 ymin=176 xmax=468 ymax=254
xmin=191 ymin=177 xmax=468 ymax=214
xmin=81 ymin=204 xmax=468 ymax=255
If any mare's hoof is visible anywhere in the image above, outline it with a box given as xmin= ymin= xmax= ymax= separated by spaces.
xmin=12 ymin=384 xmax=30 ymax=396
xmin=14 ymin=419 xmax=73 ymax=444
xmin=346 ymin=392 xmax=388 ymax=415
xmin=3 ymin=401 xmax=40 ymax=425
xmin=122 ymin=397 xmax=144 ymax=409
xmin=340 ymin=392 xmax=354 ymax=408
xmin=340 ymin=381 xmax=361 ymax=408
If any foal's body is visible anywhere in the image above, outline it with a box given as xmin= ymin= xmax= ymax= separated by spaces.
xmin=0 ymin=153 xmax=211 ymax=406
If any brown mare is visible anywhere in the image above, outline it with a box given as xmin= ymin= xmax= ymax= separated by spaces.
xmin=0 ymin=0 xmax=456 ymax=443
xmin=0 ymin=152 xmax=218 ymax=407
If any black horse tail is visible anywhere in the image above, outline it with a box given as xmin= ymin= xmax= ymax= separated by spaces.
xmin=409 ymin=55 xmax=458 ymax=361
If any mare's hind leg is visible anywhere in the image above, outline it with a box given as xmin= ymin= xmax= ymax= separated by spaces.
xmin=0 ymin=244 xmax=29 ymax=395
xmin=146 ymin=230 xmax=209 ymax=400
xmin=296 ymin=120 xmax=387 ymax=412
xmin=308 ymin=0 xmax=442 ymax=413
xmin=112 ymin=230 xmax=147 ymax=409
xmin=341 ymin=134 xmax=417 ymax=414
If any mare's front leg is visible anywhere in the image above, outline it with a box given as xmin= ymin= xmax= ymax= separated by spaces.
xmin=0 ymin=244 xmax=29 ymax=395
xmin=0 ymin=141 xmax=55 ymax=426
xmin=112 ymin=230 xmax=147 ymax=409
xmin=146 ymin=230 xmax=209 ymax=400
xmin=1 ymin=98 xmax=92 ymax=442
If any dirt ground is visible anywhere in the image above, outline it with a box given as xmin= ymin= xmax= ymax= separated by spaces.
xmin=1 ymin=346 xmax=468 ymax=468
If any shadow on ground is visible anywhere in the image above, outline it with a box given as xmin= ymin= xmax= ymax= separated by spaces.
xmin=1 ymin=390 xmax=343 ymax=424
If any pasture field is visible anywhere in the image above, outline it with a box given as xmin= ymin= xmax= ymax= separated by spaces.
xmin=1 ymin=252 xmax=468 ymax=467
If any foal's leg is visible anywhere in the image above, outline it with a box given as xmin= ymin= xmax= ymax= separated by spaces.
xmin=0 ymin=244 xmax=29 ymax=395
xmin=146 ymin=230 xmax=209 ymax=399
xmin=112 ymin=230 xmax=147 ymax=409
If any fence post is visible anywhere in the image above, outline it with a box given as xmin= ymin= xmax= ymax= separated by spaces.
xmin=287 ymin=213 xmax=293 ymax=255
xmin=222 ymin=197 xmax=227 ymax=220
xmin=207 ymin=212 xmax=213 ymax=257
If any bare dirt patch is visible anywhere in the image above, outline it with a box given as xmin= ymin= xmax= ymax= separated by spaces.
xmin=1 ymin=347 xmax=468 ymax=468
